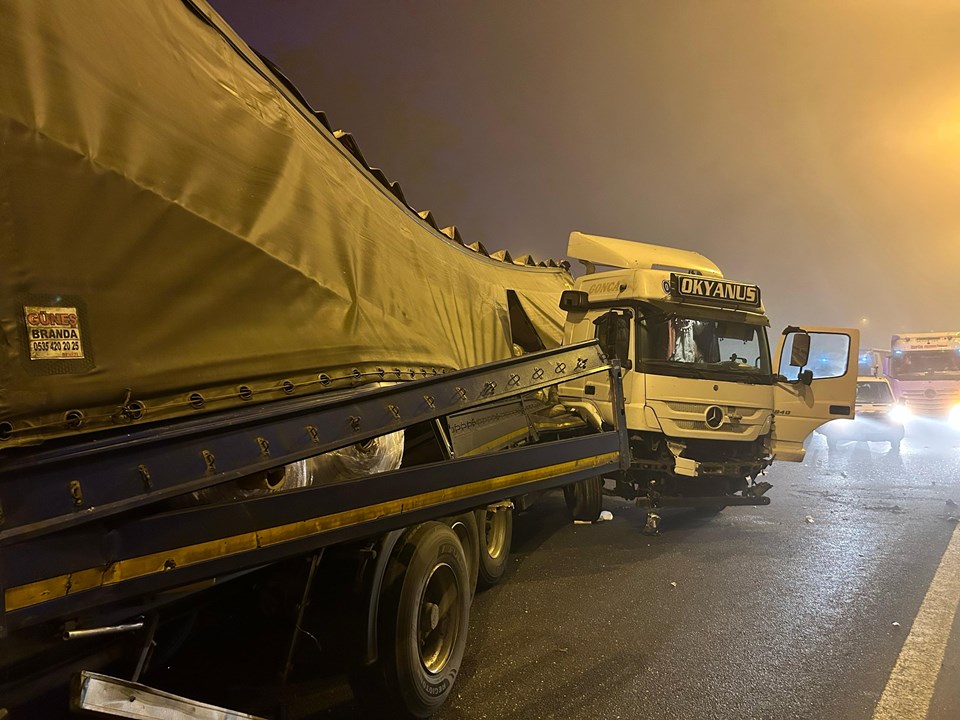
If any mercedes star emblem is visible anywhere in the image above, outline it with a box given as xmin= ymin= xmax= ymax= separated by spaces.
xmin=705 ymin=405 xmax=724 ymax=429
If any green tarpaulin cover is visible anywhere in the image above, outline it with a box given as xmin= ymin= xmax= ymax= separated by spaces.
xmin=0 ymin=1 xmax=572 ymax=448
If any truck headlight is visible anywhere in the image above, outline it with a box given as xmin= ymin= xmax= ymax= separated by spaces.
xmin=888 ymin=404 xmax=911 ymax=424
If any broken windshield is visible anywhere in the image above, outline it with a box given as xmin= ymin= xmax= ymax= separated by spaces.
xmin=640 ymin=313 xmax=772 ymax=381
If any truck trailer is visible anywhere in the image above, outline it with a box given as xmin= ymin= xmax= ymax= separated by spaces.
xmin=0 ymin=1 xmax=621 ymax=716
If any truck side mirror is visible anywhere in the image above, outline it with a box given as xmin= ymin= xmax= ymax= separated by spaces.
xmin=559 ymin=290 xmax=589 ymax=311
xmin=789 ymin=333 xmax=810 ymax=367
xmin=798 ymin=369 xmax=814 ymax=386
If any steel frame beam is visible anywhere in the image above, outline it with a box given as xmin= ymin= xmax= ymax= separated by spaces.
xmin=0 ymin=342 xmax=609 ymax=545
xmin=2 ymin=431 xmax=620 ymax=633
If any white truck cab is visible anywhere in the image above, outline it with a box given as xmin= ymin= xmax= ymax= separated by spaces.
xmin=888 ymin=332 xmax=960 ymax=417
xmin=558 ymin=232 xmax=859 ymax=508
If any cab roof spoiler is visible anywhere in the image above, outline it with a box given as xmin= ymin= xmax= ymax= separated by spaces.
xmin=567 ymin=232 xmax=723 ymax=277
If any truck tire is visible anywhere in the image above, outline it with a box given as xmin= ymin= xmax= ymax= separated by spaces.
xmin=563 ymin=475 xmax=603 ymax=521
xmin=444 ymin=512 xmax=480 ymax=598
xmin=475 ymin=506 xmax=513 ymax=589
xmin=377 ymin=522 xmax=470 ymax=718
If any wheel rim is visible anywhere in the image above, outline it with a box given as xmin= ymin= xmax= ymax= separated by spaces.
xmin=417 ymin=562 xmax=461 ymax=675
xmin=483 ymin=510 xmax=507 ymax=560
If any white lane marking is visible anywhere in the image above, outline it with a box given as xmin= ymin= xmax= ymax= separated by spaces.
xmin=872 ymin=520 xmax=960 ymax=719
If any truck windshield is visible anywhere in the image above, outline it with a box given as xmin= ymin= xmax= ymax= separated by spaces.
xmin=890 ymin=350 xmax=960 ymax=378
xmin=640 ymin=314 xmax=771 ymax=381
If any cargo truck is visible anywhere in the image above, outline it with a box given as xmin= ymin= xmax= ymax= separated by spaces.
xmin=888 ymin=332 xmax=960 ymax=420
xmin=858 ymin=348 xmax=890 ymax=378
xmin=556 ymin=232 xmax=859 ymax=519
xmin=0 ymin=2 xmax=858 ymax=717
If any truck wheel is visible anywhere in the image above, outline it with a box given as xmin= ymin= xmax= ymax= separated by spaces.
xmin=475 ymin=506 xmax=513 ymax=589
xmin=444 ymin=512 xmax=480 ymax=598
xmin=378 ymin=522 xmax=470 ymax=718
xmin=563 ymin=475 xmax=603 ymax=521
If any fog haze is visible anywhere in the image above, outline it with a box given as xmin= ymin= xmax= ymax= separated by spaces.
xmin=210 ymin=0 xmax=960 ymax=347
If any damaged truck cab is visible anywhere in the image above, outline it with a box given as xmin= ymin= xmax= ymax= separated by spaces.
xmin=558 ymin=232 xmax=859 ymax=510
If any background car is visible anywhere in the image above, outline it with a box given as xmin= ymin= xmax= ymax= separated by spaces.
xmin=815 ymin=376 xmax=905 ymax=451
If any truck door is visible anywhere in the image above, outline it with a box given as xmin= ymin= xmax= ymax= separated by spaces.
xmin=589 ymin=309 xmax=633 ymax=416
xmin=559 ymin=308 xmax=634 ymax=425
xmin=772 ymin=327 xmax=859 ymax=461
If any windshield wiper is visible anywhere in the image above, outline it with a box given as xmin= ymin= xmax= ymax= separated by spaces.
xmin=642 ymin=360 xmax=710 ymax=379
xmin=709 ymin=361 xmax=762 ymax=372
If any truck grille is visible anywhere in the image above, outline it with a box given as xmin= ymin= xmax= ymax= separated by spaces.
xmin=663 ymin=401 xmax=766 ymax=423
xmin=674 ymin=419 xmax=752 ymax=434
xmin=898 ymin=388 xmax=959 ymax=414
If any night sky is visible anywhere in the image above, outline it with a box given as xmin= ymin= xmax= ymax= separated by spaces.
xmin=209 ymin=0 xmax=960 ymax=348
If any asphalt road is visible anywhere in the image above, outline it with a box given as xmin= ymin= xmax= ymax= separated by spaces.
xmin=427 ymin=428 xmax=960 ymax=720
xmin=242 ymin=423 xmax=959 ymax=719
xmin=70 ymin=424 xmax=960 ymax=720
xmin=439 ymin=428 xmax=960 ymax=720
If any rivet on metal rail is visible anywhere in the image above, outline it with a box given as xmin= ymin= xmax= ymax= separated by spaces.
xmin=349 ymin=416 xmax=362 ymax=432
xmin=306 ymin=425 xmax=321 ymax=444
xmin=387 ymin=404 xmax=402 ymax=420
xmin=555 ymin=362 xmax=567 ymax=374
xmin=576 ymin=357 xmax=588 ymax=370
xmin=423 ymin=394 xmax=436 ymax=409
xmin=508 ymin=373 xmax=521 ymax=387
xmin=481 ymin=381 xmax=497 ymax=398
xmin=532 ymin=367 xmax=545 ymax=380
xmin=257 ymin=437 xmax=271 ymax=457
xmin=455 ymin=386 xmax=468 ymax=402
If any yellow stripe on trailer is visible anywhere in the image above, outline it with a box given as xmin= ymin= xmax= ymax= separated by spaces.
xmin=5 ymin=452 xmax=617 ymax=613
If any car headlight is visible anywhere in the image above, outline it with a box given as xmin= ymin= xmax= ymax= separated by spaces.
xmin=888 ymin=404 xmax=911 ymax=424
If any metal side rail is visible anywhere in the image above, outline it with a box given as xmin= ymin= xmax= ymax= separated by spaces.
xmin=2 ymin=430 xmax=620 ymax=633
xmin=0 ymin=342 xmax=609 ymax=546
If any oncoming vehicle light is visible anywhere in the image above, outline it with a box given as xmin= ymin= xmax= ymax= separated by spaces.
xmin=949 ymin=404 xmax=960 ymax=428
xmin=889 ymin=404 xmax=912 ymax=424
